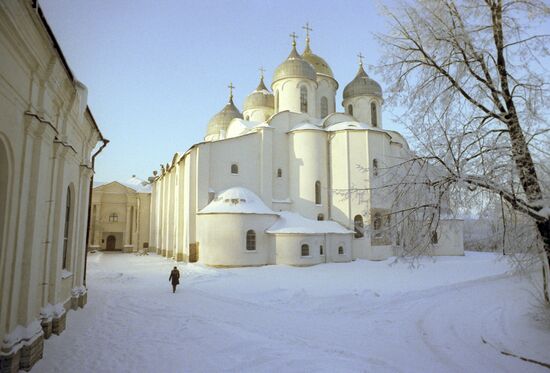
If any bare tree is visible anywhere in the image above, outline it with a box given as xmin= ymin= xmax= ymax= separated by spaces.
xmin=376 ymin=0 xmax=550 ymax=301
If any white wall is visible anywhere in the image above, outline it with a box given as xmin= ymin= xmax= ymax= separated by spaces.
xmin=197 ymin=213 xmax=278 ymax=266
xmin=343 ymin=96 xmax=383 ymax=128
xmin=273 ymin=78 xmax=317 ymax=116
xmin=289 ymin=130 xmax=328 ymax=220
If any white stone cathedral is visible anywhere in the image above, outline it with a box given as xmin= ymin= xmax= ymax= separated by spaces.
xmin=149 ymin=30 xmax=464 ymax=266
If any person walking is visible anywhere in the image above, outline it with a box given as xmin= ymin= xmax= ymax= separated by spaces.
xmin=169 ymin=266 xmax=180 ymax=293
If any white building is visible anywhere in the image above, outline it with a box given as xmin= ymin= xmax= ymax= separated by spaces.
xmin=150 ymin=33 xmax=464 ymax=266
xmin=0 ymin=1 xmax=106 ymax=371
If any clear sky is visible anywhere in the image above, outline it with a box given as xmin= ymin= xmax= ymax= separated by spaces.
xmin=40 ymin=0 xmax=401 ymax=182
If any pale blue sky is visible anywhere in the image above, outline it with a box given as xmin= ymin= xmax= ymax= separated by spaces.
xmin=40 ymin=0 xmax=401 ymax=182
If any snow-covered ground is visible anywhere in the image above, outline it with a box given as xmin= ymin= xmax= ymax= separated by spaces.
xmin=35 ymin=252 xmax=550 ymax=373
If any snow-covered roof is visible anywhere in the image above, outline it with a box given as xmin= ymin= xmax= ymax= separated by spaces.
xmin=199 ymin=187 xmax=276 ymax=215
xmin=288 ymin=122 xmax=324 ymax=132
xmin=266 ymin=211 xmax=353 ymax=235
xmin=325 ymin=121 xmax=370 ymax=131
xmin=123 ymin=177 xmax=152 ymax=193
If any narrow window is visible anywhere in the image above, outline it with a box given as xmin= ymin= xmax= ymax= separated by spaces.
xmin=431 ymin=231 xmax=438 ymax=244
xmin=208 ymin=191 xmax=215 ymax=203
xmin=321 ymin=96 xmax=328 ymax=118
xmin=348 ymin=104 xmax=353 ymax=116
xmin=301 ymin=244 xmax=310 ymax=257
xmin=109 ymin=213 xmax=118 ymax=222
xmin=373 ymin=212 xmax=382 ymax=238
xmin=246 ymin=230 xmax=256 ymax=251
xmin=231 ymin=164 xmax=239 ymax=174
xmin=371 ymin=102 xmax=378 ymax=127
xmin=320 ymin=245 xmax=324 ymax=255
xmin=245 ymin=115 xmax=250 ymax=121
xmin=338 ymin=246 xmax=344 ymax=255
xmin=354 ymin=215 xmax=364 ymax=239
xmin=315 ymin=181 xmax=321 ymax=204
xmin=317 ymin=213 xmax=324 ymax=221
xmin=373 ymin=159 xmax=379 ymax=177
xmin=62 ymin=188 xmax=71 ymax=269
xmin=277 ymin=168 xmax=282 ymax=178
xmin=373 ymin=213 xmax=382 ymax=230
xmin=300 ymin=86 xmax=308 ymax=113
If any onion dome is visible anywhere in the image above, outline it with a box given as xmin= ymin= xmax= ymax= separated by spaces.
xmin=206 ymin=87 xmax=243 ymax=137
xmin=343 ymin=62 xmax=383 ymax=100
xmin=243 ymin=76 xmax=274 ymax=111
xmin=301 ymin=36 xmax=334 ymax=79
xmin=272 ymin=38 xmax=317 ymax=84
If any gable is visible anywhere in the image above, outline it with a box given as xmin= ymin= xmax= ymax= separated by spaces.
xmin=94 ymin=181 xmax=136 ymax=194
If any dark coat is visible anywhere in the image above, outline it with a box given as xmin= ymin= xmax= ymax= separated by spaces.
xmin=169 ymin=269 xmax=180 ymax=285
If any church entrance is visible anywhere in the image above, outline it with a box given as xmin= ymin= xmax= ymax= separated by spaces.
xmin=106 ymin=235 xmax=116 ymax=250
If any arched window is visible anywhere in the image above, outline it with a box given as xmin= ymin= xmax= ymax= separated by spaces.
xmin=354 ymin=215 xmax=364 ymax=239
xmin=317 ymin=213 xmax=324 ymax=221
xmin=275 ymin=90 xmax=279 ymax=112
xmin=315 ymin=181 xmax=321 ymax=204
xmin=431 ymin=231 xmax=438 ymax=244
xmin=231 ymin=164 xmax=239 ymax=174
xmin=62 ymin=187 xmax=71 ymax=269
xmin=300 ymin=86 xmax=308 ymax=113
xmin=320 ymin=96 xmax=328 ymax=118
xmin=245 ymin=115 xmax=250 ymax=121
xmin=301 ymin=244 xmax=310 ymax=257
xmin=371 ymin=102 xmax=378 ymax=127
xmin=320 ymin=245 xmax=324 ymax=255
xmin=338 ymin=246 xmax=344 ymax=255
xmin=372 ymin=159 xmax=379 ymax=176
xmin=348 ymin=104 xmax=353 ymax=116
xmin=109 ymin=212 xmax=118 ymax=222
xmin=246 ymin=230 xmax=256 ymax=251
xmin=277 ymin=168 xmax=282 ymax=178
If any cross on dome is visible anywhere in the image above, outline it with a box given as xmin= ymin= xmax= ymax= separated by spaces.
xmin=258 ymin=66 xmax=265 ymax=80
xmin=289 ymin=32 xmax=298 ymax=46
xmin=357 ymin=52 xmax=365 ymax=67
xmin=228 ymin=82 xmax=235 ymax=101
xmin=302 ymin=22 xmax=313 ymax=41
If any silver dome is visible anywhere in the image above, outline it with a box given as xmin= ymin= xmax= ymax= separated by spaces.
xmin=343 ymin=64 xmax=382 ymax=100
xmin=272 ymin=45 xmax=317 ymax=84
xmin=243 ymin=77 xmax=274 ymax=111
xmin=206 ymin=97 xmax=243 ymax=136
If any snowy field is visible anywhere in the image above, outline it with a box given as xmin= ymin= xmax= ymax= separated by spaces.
xmin=35 ymin=252 xmax=550 ymax=373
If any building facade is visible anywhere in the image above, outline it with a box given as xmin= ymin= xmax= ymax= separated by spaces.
xmin=0 ymin=1 xmax=105 ymax=371
xmin=89 ymin=177 xmax=151 ymax=253
xmin=149 ymin=34 xmax=464 ymax=266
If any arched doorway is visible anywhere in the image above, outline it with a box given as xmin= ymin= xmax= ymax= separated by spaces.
xmin=106 ymin=235 xmax=116 ymax=250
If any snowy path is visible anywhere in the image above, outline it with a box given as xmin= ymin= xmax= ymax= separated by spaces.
xmin=35 ymin=252 xmax=550 ymax=373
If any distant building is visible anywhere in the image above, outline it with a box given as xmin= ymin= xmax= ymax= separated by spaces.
xmin=89 ymin=177 xmax=151 ymax=253
xmin=149 ymin=32 xmax=464 ymax=266
xmin=0 ymin=1 xmax=106 ymax=371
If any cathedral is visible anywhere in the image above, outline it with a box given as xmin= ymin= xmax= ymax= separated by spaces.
xmin=149 ymin=29 xmax=464 ymax=266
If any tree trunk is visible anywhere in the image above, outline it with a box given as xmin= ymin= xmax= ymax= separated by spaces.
xmin=537 ymin=219 xmax=550 ymax=303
